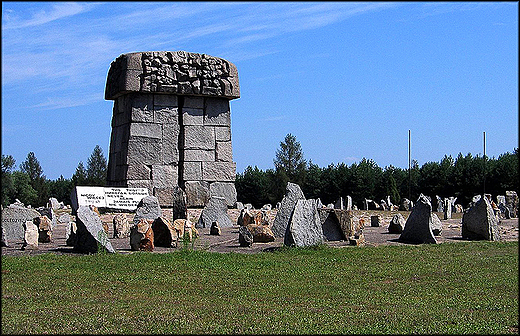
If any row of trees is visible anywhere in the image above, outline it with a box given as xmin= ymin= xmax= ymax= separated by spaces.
xmin=1 ymin=145 xmax=107 ymax=208
xmin=236 ymin=134 xmax=519 ymax=209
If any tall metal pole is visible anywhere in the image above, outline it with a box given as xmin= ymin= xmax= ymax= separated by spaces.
xmin=408 ymin=129 xmax=411 ymax=201
xmin=483 ymin=131 xmax=486 ymax=194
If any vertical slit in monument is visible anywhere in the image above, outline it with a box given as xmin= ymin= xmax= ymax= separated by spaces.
xmin=178 ymin=95 xmax=185 ymax=190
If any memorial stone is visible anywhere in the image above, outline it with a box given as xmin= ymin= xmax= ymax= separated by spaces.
xmin=1 ymin=206 xmax=41 ymax=244
xmin=22 ymin=221 xmax=39 ymax=250
xmin=284 ymin=199 xmax=324 ymax=247
xmin=196 ymin=196 xmax=233 ymax=228
xmin=152 ymin=217 xmax=177 ymax=248
xmin=462 ymin=196 xmax=501 ymax=241
xmin=271 ymin=182 xmax=305 ymax=238
xmin=74 ymin=206 xmax=115 ymax=253
xmin=210 ymin=221 xmax=221 ymax=235
xmin=105 ymin=51 xmax=240 ymax=207
xmin=113 ymin=214 xmax=131 ymax=238
xmin=238 ymin=226 xmax=253 ymax=247
xmin=399 ymin=194 xmax=437 ymax=244
xmin=388 ymin=213 xmax=406 ymax=234
xmin=133 ymin=196 xmax=162 ymax=225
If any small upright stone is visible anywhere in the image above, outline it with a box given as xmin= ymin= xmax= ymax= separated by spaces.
xmin=113 ymin=214 xmax=131 ymax=238
xmin=431 ymin=213 xmax=442 ymax=236
xmin=196 ymin=196 xmax=232 ymax=228
xmin=370 ymin=215 xmax=382 ymax=227
xmin=388 ymin=213 xmax=406 ymax=234
xmin=210 ymin=221 xmax=221 ymax=235
xmin=133 ymin=196 xmax=162 ymax=225
xmin=130 ymin=218 xmax=155 ymax=251
xmin=33 ymin=216 xmax=52 ymax=243
xmin=239 ymin=226 xmax=253 ymax=247
xmin=152 ymin=217 xmax=177 ymax=248
xmin=22 ymin=220 xmax=39 ymax=250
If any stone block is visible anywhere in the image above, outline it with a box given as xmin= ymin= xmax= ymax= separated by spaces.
xmin=113 ymin=213 xmax=131 ymax=239
xmin=209 ymin=182 xmax=237 ymax=207
xmin=216 ymin=141 xmax=233 ymax=162
xmin=204 ymin=98 xmax=230 ymax=126
xmin=462 ymin=197 xmax=501 ymax=241
xmin=182 ymin=108 xmax=204 ymax=125
xmin=162 ymin=123 xmax=180 ymax=164
xmin=154 ymin=187 xmax=175 ymax=207
xmin=215 ymin=126 xmax=231 ymax=141
xmin=184 ymin=149 xmax=215 ymax=162
xmin=22 ymin=221 xmax=39 ymax=250
xmin=129 ymin=123 xmax=162 ymax=139
xmin=388 ymin=213 xmax=406 ymax=234
xmin=152 ymin=164 xmax=178 ymax=188
xmin=152 ymin=217 xmax=177 ymax=248
xmin=202 ymin=161 xmax=236 ymax=181
xmin=74 ymin=206 xmax=115 ymax=253
xmin=399 ymin=194 xmax=437 ymax=244
xmin=127 ymin=138 xmax=162 ymax=165
xmin=184 ymin=125 xmax=215 ymax=150
xmin=1 ymin=206 xmax=41 ymax=244
xmin=183 ymin=162 xmax=202 ymax=180
xmin=127 ymin=179 xmax=153 ymax=194
xmin=154 ymin=94 xmax=177 ymax=107
xmin=184 ymin=181 xmax=210 ymax=207
xmin=184 ymin=96 xmax=204 ymax=109
xmin=130 ymin=94 xmax=154 ymax=123
xmin=154 ymin=106 xmax=178 ymax=124
xmin=127 ymin=164 xmax=151 ymax=180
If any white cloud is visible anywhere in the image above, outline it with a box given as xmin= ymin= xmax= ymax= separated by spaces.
xmin=2 ymin=2 xmax=97 ymax=29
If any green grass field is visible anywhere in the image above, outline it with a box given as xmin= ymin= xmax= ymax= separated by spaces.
xmin=2 ymin=241 xmax=518 ymax=334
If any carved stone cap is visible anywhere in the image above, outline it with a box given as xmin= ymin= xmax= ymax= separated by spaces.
xmin=105 ymin=51 xmax=240 ymax=100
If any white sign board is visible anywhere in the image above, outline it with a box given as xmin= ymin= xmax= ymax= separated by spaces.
xmin=71 ymin=186 xmax=149 ymax=211
xmin=104 ymin=187 xmax=150 ymax=210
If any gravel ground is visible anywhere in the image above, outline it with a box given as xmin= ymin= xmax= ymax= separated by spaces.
xmin=2 ymin=209 xmax=518 ymax=257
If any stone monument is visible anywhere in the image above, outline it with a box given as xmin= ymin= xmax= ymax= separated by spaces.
xmin=104 ymin=51 xmax=239 ymax=208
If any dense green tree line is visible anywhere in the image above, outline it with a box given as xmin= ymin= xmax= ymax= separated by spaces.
xmin=1 ymin=145 xmax=107 ymax=208
xmin=237 ymin=134 xmax=519 ymax=209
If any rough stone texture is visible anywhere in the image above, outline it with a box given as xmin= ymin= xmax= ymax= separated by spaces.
xmin=254 ymin=211 xmax=270 ymax=226
xmin=34 ymin=216 xmax=52 ymax=243
xmin=133 ymin=196 xmax=162 ymax=225
xmin=75 ymin=206 xmax=116 ymax=253
xmin=113 ymin=213 xmax=131 ymax=238
xmin=388 ymin=213 xmax=406 ymax=234
xmin=196 ymin=197 xmax=233 ymax=228
xmin=237 ymin=208 xmax=254 ymax=227
xmin=399 ymin=198 xmax=413 ymax=211
xmin=36 ymin=207 xmax=57 ymax=230
xmin=271 ymin=182 xmax=306 ymax=238
xmin=318 ymin=209 xmax=347 ymax=241
xmin=399 ymin=194 xmax=437 ymax=244
xmin=505 ymin=190 xmax=518 ymax=218
xmin=22 ymin=221 xmax=39 ymax=250
xmin=130 ymin=218 xmax=155 ymax=251
xmin=462 ymin=197 xmax=501 ymax=241
xmin=284 ymin=199 xmax=324 ymax=247
xmin=210 ymin=221 xmax=221 ymax=235
xmin=209 ymin=182 xmax=237 ymax=207
xmin=246 ymin=224 xmax=275 ymax=243
xmin=184 ymin=181 xmax=210 ymax=207
xmin=172 ymin=185 xmax=188 ymax=220
xmin=48 ymin=197 xmax=62 ymax=210
xmin=105 ymin=51 xmax=239 ymax=207
xmin=431 ymin=213 xmax=442 ymax=236
xmin=173 ymin=219 xmax=188 ymax=240
xmin=152 ymin=217 xmax=177 ymax=248
xmin=239 ymin=226 xmax=253 ymax=247
xmin=2 ymin=206 xmax=41 ymax=244
xmin=66 ymin=222 xmax=77 ymax=246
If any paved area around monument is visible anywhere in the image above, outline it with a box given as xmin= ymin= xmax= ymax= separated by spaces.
xmin=2 ymin=209 xmax=518 ymax=257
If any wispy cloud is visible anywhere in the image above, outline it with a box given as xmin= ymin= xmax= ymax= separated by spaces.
xmin=28 ymin=93 xmax=103 ymax=110
xmin=2 ymin=2 xmax=96 ymax=29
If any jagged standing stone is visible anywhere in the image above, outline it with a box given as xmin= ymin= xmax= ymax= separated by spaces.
xmin=246 ymin=224 xmax=275 ymax=243
xmin=133 ymin=196 xmax=162 ymax=225
xmin=462 ymin=196 xmax=501 ymax=241
xmin=370 ymin=215 xmax=382 ymax=227
xmin=284 ymin=199 xmax=324 ymax=247
xmin=66 ymin=222 xmax=77 ymax=246
xmin=34 ymin=216 xmax=52 ymax=243
xmin=239 ymin=226 xmax=253 ymax=247
xmin=196 ymin=196 xmax=232 ymax=228
xmin=75 ymin=206 xmax=116 ymax=253
xmin=210 ymin=221 xmax=221 ymax=235
xmin=272 ymin=182 xmax=305 ymax=238
xmin=22 ymin=220 xmax=39 ymax=250
xmin=237 ymin=208 xmax=254 ymax=226
xmin=113 ymin=214 xmax=131 ymax=238
xmin=388 ymin=213 xmax=406 ymax=234
xmin=152 ymin=217 xmax=177 ymax=248
xmin=431 ymin=213 xmax=442 ymax=236
xmin=399 ymin=194 xmax=437 ymax=244
xmin=130 ymin=218 xmax=155 ymax=251
xmin=318 ymin=209 xmax=347 ymax=241
xmin=172 ymin=186 xmax=188 ymax=221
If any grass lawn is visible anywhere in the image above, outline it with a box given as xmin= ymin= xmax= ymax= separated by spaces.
xmin=1 ymin=241 xmax=518 ymax=334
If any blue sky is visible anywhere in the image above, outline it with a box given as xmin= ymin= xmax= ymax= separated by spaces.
xmin=2 ymin=2 xmax=518 ymax=180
